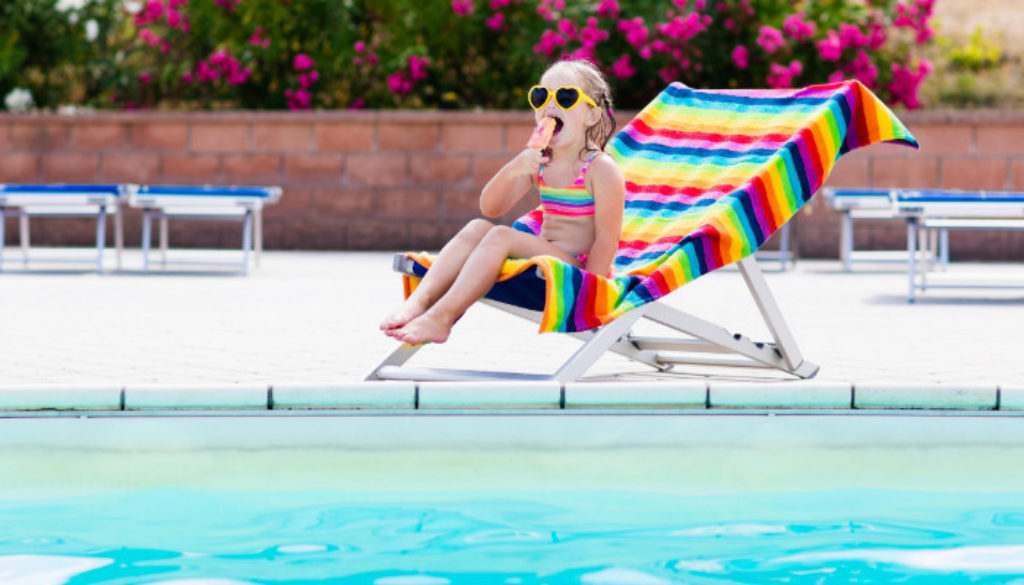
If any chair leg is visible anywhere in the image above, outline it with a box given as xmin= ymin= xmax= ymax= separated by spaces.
xmin=159 ymin=216 xmax=169 ymax=267
xmin=254 ymin=207 xmax=263 ymax=269
xmin=736 ymin=256 xmax=810 ymax=375
xmin=241 ymin=210 xmax=253 ymax=275
xmin=95 ymin=206 xmax=107 ymax=274
xmin=365 ymin=343 xmax=426 ymax=381
xmin=115 ymin=205 xmax=124 ymax=270
xmin=19 ymin=211 xmax=29 ymax=267
xmin=551 ymin=307 xmax=649 ymax=382
xmin=142 ymin=210 xmax=152 ymax=274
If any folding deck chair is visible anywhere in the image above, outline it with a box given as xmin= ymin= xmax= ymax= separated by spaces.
xmin=0 ymin=184 xmax=126 ymax=274
xmin=367 ymin=81 xmax=919 ymax=382
xmin=127 ymin=185 xmax=282 ymax=275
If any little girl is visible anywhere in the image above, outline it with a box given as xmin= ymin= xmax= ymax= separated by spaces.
xmin=381 ymin=59 xmax=625 ymax=344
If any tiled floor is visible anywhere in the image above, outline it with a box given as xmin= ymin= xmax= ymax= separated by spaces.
xmin=0 ymin=250 xmax=1021 ymax=389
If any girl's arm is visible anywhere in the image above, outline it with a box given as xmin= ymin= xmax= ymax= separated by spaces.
xmin=479 ymin=149 xmax=549 ymax=217
xmin=584 ymin=153 xmax=626 ymax=277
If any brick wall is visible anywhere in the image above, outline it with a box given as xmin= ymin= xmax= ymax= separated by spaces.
xmin=2 ymin=108 xmax=1022 ymax=259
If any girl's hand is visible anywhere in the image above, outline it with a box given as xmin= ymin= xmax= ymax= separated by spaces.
xmin=512 ymin=148 xmax=550 ymax=179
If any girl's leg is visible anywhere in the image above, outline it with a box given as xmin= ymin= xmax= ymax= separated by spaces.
xmin=393 ymin=226 xmax=583 ymax=344
xmin=381 ymin=219 xmax=494 ymax=333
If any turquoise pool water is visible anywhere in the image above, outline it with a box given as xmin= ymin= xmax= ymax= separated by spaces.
xmin=3 ymin=489 xmax=1024 ymax=584
xmin=2 ymin=414 xmax=1024 ymax=583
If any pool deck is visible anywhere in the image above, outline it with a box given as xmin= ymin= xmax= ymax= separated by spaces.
xmin=0 ymin=249 xmax=1021 ymax=413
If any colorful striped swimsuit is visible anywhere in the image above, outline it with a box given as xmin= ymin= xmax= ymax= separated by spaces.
xmin=538 ymin=153 xmax=598 ymax=217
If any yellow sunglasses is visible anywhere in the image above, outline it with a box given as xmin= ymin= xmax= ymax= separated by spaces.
xmin=528 ymin=85 xmax=598 ymax=111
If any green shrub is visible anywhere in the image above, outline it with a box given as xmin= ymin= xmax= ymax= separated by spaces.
xmin=2 ymin=0 xmax=939 ymax=111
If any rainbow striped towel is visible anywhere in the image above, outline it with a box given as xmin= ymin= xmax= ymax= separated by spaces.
xmin=403 ymin=80 xmax=918 ymax=333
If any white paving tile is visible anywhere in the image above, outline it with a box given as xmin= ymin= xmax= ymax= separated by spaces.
xmin=418 ymin=381 xmax=561 ymax=409
xmin=709 ymin=381 xmax=852 ymax=409
xmin=564 ymin=382 xmax=706 ymax=409
xmin=124 ymin=385 xmax=269 ymax=410
xmin=854 ymin=382 xmax=998 ymax=410
xmin=272 ymin=382 xmax=415 ymax=409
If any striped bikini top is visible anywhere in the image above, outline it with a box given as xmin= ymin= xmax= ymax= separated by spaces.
xmin=538 ymin=153 xmax=598 ymax=217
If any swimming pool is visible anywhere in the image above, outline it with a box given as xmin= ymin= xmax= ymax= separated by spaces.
xmin=2 ymin=413 xmax=1024 ymax=584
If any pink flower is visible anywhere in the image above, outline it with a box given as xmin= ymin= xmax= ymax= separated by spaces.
xmin=408 ymin=55 xmax=429 ymax=82
xmin=533 ymin=29 xmax=567 ymax=57
xmin=139 ymin=29 xmax=161 ymax=46
xmin=489 ymin=0 xmax=511 ymax=8
xmin=596 ymin=0 xmax=619 ymax=19
xmin=250 ymin=27 xmax=270 ymax=48
xmin=756 ymin=25 xmax=785 ymax=54
xmin=782 ymin=13 xmax=816 ymax=42
xmin=349 ymin=98 xmax=366 ymax=110
xmin=579 ymin=17 xmax=609 ymax=49
xmin=182 ymin=71 xmax=194 ymax=83
xmin=285 ymin=88 xmax=312 ymax=110
xmin=558 ymin=18 xmax=577 ymax=39
xmin=611 ymin=54 xmax=636 ymax=78
xmin=658 ymin=13 xmax=703 ymax=42
xmin=165 ymin=9 xmax=183 ymax=28
xmin=387 ymin=72 xmax=408 ymax=94
xmin=731 ymin=45 xmax=749 ymax=69
xmin=817 ymin=30 xmax=842 ymax=61
xmin=838 ymin=23 xmax=868 ymax=50
xmin=766 ymin=60 xmax=802 ymax=89
xmin=617 ymin=17 xmax=648 ymax=48
xmin=888 ymin=59 xmax=932 ymax=109
xmin=451 ymin=0 xmax=474 ymax=17
xmin=293 ymin=54 xmax=315 ymax=71
xmin=354 ymin=41 xmax=366 ymax=53
xmin=486 ymin=12 xmax=505 ymax=30
xmin=139 ymin=72 xmax=151 ymax=84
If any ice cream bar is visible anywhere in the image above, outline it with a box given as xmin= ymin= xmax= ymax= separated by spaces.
xmin=527 ymin=117 xmax=557 ymax=150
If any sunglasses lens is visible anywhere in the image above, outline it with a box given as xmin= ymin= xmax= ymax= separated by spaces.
xmin=529 ymin=87 xmax=549 ymax=109
xmin=555 ymin=87 xmax=580 ymax=109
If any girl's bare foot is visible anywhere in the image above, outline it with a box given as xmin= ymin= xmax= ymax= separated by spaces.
xmin=394 ymin=313 xmax=454 ymax=345
xmin=380 ymin=299 xmax=429 ymax=332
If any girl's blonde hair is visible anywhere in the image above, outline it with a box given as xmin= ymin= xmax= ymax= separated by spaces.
xmin=544 ymin=59 xmax=617 ymax=159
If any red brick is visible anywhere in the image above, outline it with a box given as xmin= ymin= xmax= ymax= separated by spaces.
xmin=0 ymin=122 xmax=9 ymax=150
xmin=1014 ymin=161 xmax=1024 ymax=190
xmin=871 ymin=156 xmax=938 ymax=188
xmin=409 ymin=155 xmax=470 ymax=184
xmin=192 ymin=123 xmax=249 ymax=152
xmin=940 ymin=158 xmax=1009 ymax=190
xmin=822 ymin=157 xmax=869 ymax=188
xmin=283 ymin=154 xmax=343 ymax=184
xmin=472 ymin=155 xmax=508 ymax=187
xmin=10 ymin=123 xmax=69 ymax=150
xmin=910 ymin=123 xmax=973 ymax=156
xmin=222 ymin=154 xmax=281 ymax=183
xmin=441 ymin=124 xmax=503 ymax=154
xmin=270 ymin=187 xmax=314 ymax=215
xmin=133 ymin=123 xmax=188 ymax=150
xmin=315 ymin=123 xmax=374 ymax=152
xmin=71 ymin=123 xmax=127 ymax=149
xmin=379 ymin=123 xmax=439 ymax=152
xmin=41 ymin=153 xmax=99 ymax=182
xmin=0 ymin=153 xmax=39 ymax=182
xmin=100 ymin=153 xmax=160 ymax=183
xmin=345 ymin=154 xmax=408 ymax=186
xmin=161 ymin=154 xmax=221 ymax=183
xmin=442 ymin=188 xmax=483 ymax=217
xmin=407 ymin=220 xmax=448 ymax=249
xmin=376 ymin=189 xmax=440 ymax=218
xmin=314 ymin=188 xmax=375 ymax=216
xmin=977 ymin=124 xmax=1024 ymax=156
xmin=253 ymin=123 xmax=313 ymax=152
xmin=347 ymin=219 xmax=408 ymax=250
xmin=505 ymin=123 xmax=534 ymax=153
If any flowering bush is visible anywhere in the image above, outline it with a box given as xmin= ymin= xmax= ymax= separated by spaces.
xmin=1 ymin=0 xmax=939 ymax=111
